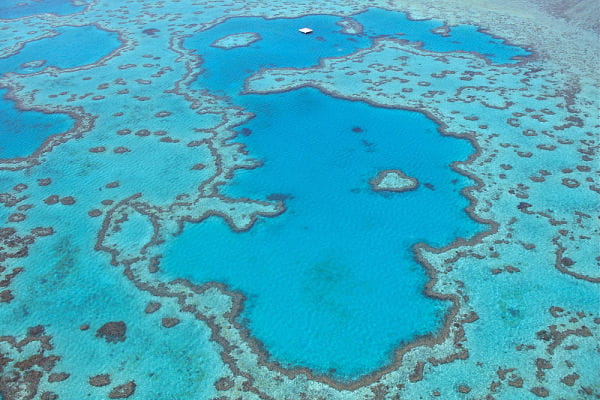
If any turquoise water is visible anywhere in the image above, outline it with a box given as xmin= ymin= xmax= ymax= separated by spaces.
xmin=187 ymin=10 xmax=529 ymax=99
xmin=0 ymin=25 xmax=120 ymax=74
xmin=187 ymin=15 xmax=372 ymax=96
xmin=160 ymin=11 xmax=510 ymax=379
xmin=166 ymin=86 xmax=481 ymax=378
xmin=0 ymin=0 xmax=84 ymax=19
xmin=353 ymin=8 xmax=531 ymax=64
xmin=1 ymin=1 xmax=597 ymax=398
xmin=0 ymin=89 xmax=73 ymax=158
xmin=0 ymin=25 xmax=119 ymax=158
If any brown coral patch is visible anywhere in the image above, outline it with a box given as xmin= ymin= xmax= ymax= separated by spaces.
xmin=95 ymin=321 xmax=127 ymax=343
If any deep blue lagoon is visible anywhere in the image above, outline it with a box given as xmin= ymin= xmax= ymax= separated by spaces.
xmin=159 ymin=11 xmax=512 ymax=379
xmin=0 ymin=25 xmax=120 ymax=158
xmin=353 ymin=8 xmax=531 ymax=64
xmin=0 ymin=89 xmax=73 ymax=158
xmin=0 ymin=25 xmax=120 ymax=74
xmin=186 ymin=8 xmax=530 ymax=101
xmin=165 ymin=86 xmax=481 ymax=378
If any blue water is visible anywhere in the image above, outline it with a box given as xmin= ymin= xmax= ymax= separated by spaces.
xmin=0 ymin=0 xmax=84 ymax=19
xmin=187 ymin=15 xmax=372 ymax=97
xmin=166 ymin=86 xmax=482 ymax=378
xmin=186 ymin=9 xmax=529 ymax=100
xmin=0 ymin=25 xmax=120 ymax=74
xmin=159 ymin=11 xmax=509 ymax=379
xmin=352 ymin=8 xmax=531 ymax=64
xmin=0 ymin=25 xmax=119 ymax=158
xmin=0 ymin=89 xmax=73 ymax=158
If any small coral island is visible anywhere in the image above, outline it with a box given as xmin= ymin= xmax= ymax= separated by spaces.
xmin=210 ymin=32 xmax=261 ymax=50
xmin=369 ymin=169 xmax=419 ymax=193
xmin=336 ymin=18 xmax=363 ymax=35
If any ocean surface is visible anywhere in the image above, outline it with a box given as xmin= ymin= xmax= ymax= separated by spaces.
xmin=163 ymin=11 xmax=521 ymax=379
xmin=0 ymin=24 xmax=120 ymax=73
xmin=0 ymin=1 xmax=597 ymax=399
xmin=0 ymin=0 xmax=84 ymax=19
xmin=165 ymin=85 xmax=480 ymax=378
xmin=0 ymin=88 xmax=72 ymax=158
xmin=0 ymin=24 xmax=119 ymax=158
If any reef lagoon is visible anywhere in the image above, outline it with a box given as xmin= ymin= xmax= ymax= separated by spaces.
xmin=0 ymin=0 xmax=598 ymax=399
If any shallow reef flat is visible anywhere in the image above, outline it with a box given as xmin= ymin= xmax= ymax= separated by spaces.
xmin=210 ymin=32 xmax=261 ymax=50
xmin=370 ymin=170 xmax=419 ymax=193
xmin=0 ymin=0 xmax=598 ymax=399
